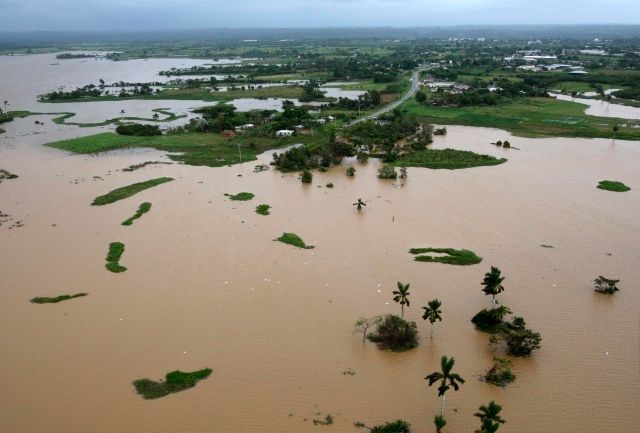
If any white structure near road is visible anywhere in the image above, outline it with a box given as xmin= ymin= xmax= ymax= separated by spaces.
xmin=276 ymin=129 xmax=294 ymax=137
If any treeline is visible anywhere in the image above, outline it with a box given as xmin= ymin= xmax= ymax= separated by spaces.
xmin=56 ymin=53 xmax=96 ymax=59
xmin=116 ymin=124 xmax=161 ymax=136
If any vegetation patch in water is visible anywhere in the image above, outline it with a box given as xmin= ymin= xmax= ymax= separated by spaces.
xmin=256 ymin=204 xmax=271 ymax=215
xmin=0 ymin=169 xmax=19 ymax=183
xmin=395 ymin=148 xmax=506 ymax=170
xmin=92 ymin=177 xmax=173 ymax=205
xmin=410 ymin=247 xmax=482 ymax=265
xmin=122 ymin=161 xmax=172 ymax=172
xmin=276 ymin=232 xmax=315 ymax=249
xmin=122 ymin=202 xmax=152 ymax=226
xmin=105 ymin=242 xmax=127 ymax=273
xmin=482 ymin=357 xmax=516 ymax=387
xmin=597 ymin=180 xmax=630 ymax=192
xmin=30 ymin=293 xmax=88 ymax=304
xmin=133 ymin=368 xmax=212 ymax=400
xmin=225 ymin=192 xmax=254 ymax=201
xmin=367 ymin=314 xmax=419 ymax=352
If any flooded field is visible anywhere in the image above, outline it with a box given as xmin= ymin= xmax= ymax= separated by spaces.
xmin=1 ymin=55 xmax=639 ymax=433
xmin=552 ymin=92 xmax=640 ymax=121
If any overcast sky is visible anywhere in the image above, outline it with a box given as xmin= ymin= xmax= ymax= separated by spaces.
xmin=1 ymin=0 xmax=638 ymax=32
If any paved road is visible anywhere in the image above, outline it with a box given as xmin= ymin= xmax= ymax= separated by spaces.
xmin=347 ymin=69 xmax=423 ymax=127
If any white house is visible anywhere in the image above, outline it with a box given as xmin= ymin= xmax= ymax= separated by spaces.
xmin=314 ymin=118 xmax=327 ymax=124
xmin=276 ymin=129 xmax=294 ymax=137
xmin=237 ymin=123 xmax=255 ymax=130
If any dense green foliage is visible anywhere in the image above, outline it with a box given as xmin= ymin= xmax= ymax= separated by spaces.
xmin=471 ymin=306 xmax=512 ymax=333
xmin=276 ymin=232 xmax=314 ymax=249
xmin=92 ymin=178 xmax=173 ymax=205
xmin=367 ymin=314 xmax=419 ymax=351
xmin=105 ymin=242 xmax=127 ymax=273
xmin=226 ymin=192 xmax=255 ymax=201
xmin=490 ymin=317 xmax=542 ymax=357
xmin=121 ymin=202 xmax=152 ymax=226
xmin=115 ymin=123 xmax=161 ymax=136
xmin=410 ymin=247 xmax=482 ymax=265
xmin=30 ymin=293 xmax=88 ymax=304
xmin=369 ymin=420 xmax=411 ymax=433
xmin=396 ymin=148 xmax=506 ymax=169
xmin=255 ymin=204 xmax=271 ymax=215
xmin=133 ymin=368 xmax=212 ymax=399
xmin=597 ymin=180 xmax=631 ymax=192
xmin=483 ymin=357 xmax=516 ymax=387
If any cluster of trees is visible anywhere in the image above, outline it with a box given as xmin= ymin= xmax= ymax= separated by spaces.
xmin=328 ymin=90 xmax=383 ymax=110
xmin=41 ymin=84 xmax=103 ymax=101
xmin=300 ymin=80 xmax=326 ymax=101
xmin=271 ymin=137 xmax=354 ymax=171
xmin=115 ymin=123 xmax=161 ymax=136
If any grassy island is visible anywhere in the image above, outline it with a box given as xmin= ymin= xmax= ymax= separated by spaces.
xmin=133 ymin=368 xmax=213 ymax=399
xmin=225 ymin=192 xmax=254 ymax=201
xmin=395 ymin=148 xmax=506 ymax=169
xmin=106 ymin=242 xmax=127 ymax=273
xmin=30 ymin=293 xmax=88 ymax=304
xmin=597 ymin=180 xmax=631 ymax=192
xmin=256 ymin=204 xmax=271 ymax=215
xmin=276 ymin=232 xmax=315 ymax=249
xmin=92 ymin=178 xmax=173 ymax=205
xmin=410 ymin=247 xmax=482 ymax=265
xmin=122 ymin=202 xmax=152 ymax=226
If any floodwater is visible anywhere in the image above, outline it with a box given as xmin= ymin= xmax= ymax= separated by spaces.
xmin=551 ymin=92 xmax=640 ymax=121
xmin=1 ymin=56 xmax=640 ymax=433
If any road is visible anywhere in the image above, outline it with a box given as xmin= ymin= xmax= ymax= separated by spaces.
xmin=347 ymin=68 xmax=423 ymax=127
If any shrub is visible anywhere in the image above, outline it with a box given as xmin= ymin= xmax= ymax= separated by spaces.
xmin=377 ymin=165 xmax=397 ymax=179
xmin=346 ymin=167 xmax=356 ymax=176
xmin=367 ymin=314 xmax=418 ymax=351
xmin=502 ymin=140 xmax=511 ymax=148
xmin=133 ymin=368 xmax=212 ymax=399
xmin=115 ymin=123 xmax=161 ymax=136
xmin=482 ymin=357 xmax=516 ymax=387
xmin=371 ymin=420 xmax=411 ymax=433
xmin=471 ymin=306 xmax=511 ymax=332
xmin=490 ymin=317 xmax=542 ymax=357
xmin=301 ymin=170 xmax=313 ymax=183
xmin=357 ymin=151 xmax=369 ymax=163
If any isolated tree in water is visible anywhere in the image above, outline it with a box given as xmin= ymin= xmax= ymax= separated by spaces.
xmin=425 ymin=355 xmax=465 ymax=416
xmin=392 ymin=282 xmax=410 ymax=318
xmin=353 ymin=198 xmax=366 ymax=210
xmin=474 ymin=401 xmax=505 ymax=430
xmin=481 ymin=266 xmax=505 ymax=307
xmin=422 ymin=299 xmax=443 ymax=339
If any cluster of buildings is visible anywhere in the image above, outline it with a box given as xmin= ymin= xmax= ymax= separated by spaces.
xmin=420 ymin=77 xmax=471 ymax=94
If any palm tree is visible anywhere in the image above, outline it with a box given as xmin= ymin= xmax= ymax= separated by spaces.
xmin=476 ymin=419 xmax=501 ymax=433
xmin=434 ymin=415 xmax=446 ymax=433
xmin=353 ymin=198 xmax=366 ymax=210
xmin=422 ymin=299 xmax=443 ymax=339
xmin=613 ymin=124 xmax=619 ymax=141
xmin=392 ymin=282 xmax=410 ymax=318
xmin=481 ymin=266 xmax=505 ymax=307
xmin=152 ymin=112 xmax=160 ymax=124
xmin=425 ymin=355 xmax=465 ymax=416
xmin=3 ymin=100 xmax=8 ymax=112
xmin=120 ymin=109 xmax=125 ymax=120
xmin=474 ymin=401 xmax=505 ymax=427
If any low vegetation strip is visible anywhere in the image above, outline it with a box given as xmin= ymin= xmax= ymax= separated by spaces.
xmin=0 ymin=169 xmax=19 ymax=183
xmin=122 ymin=202 xmax=152 ymax=226
xmin=30 ymin=293 xmax=88 ymax=304
xmin=92 ymin=178 xmax=173 ymax=206
xmin=410 ymin=247 xmax=482 ymax=265
xmin=276 ymin=232 xmax=315 ymax=249
xmin=133 ymin=368 xmax=213 ymax=399
xmin=597 ymin=180 xmax=631 ymax=192
xmin=225 ymin=192 xmax=254 ymax=201
xmin=395 ymin=148 xmax=506 ymax=169
xmin=106 ymin=242 xmax=127 ymax=273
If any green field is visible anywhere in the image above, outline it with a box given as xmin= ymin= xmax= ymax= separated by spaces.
xmin=46 ymin=131 xmax=326 ymax=167
xmin=403 ymin=98 xmax=640 ymax=140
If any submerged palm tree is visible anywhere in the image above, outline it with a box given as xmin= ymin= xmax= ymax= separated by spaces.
xmin=120 ymin=109 xmax=125 ymax=119
xmin=353 ymin=198 xmax=366 ymax=210
xmin=392 ymin=282 xmax=410 ymax=318
xmin=474 ymin=401 xmax=505 ymax=427
xmin=481 ymin=266 xmax=505 ymax=307
xmin=152 ymin=112 xmax=160 ymax=124
xmin=422 ymin=299 xmax=443 ymax=339
xmin=425 ymin=355 xmax=465 ymax=416
xmin=613 ymin=124 xmax=619 ymax=141
xmin=434 ymin=415 xmax=446 ymax=433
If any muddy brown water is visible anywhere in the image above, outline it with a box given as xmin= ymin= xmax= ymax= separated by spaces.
xmin=1 ymin=55 xmax=640 ymax=433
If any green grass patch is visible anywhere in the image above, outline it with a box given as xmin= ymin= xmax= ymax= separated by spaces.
xmin=410 ymin=247 xmax=482 ymax=265
xmin=133 ymin=368 xmax=212 ymax=400
xmin=225 ymin=192 xmax=254 ymax=201
xmin=276 ymin=232 xmax=314 ymax=249
xmin=403 ymin=98 xmax=640 ymax=140
xmin=30 ymin=293 xmax=88 ymax=304
xmin=92 ymin=178 xmax=173 ymax=206
xmin=597 ymin=180 xmax=631 ymax=192
xmin=256 ymin=204 xmax=271 ymax=215
xmin=122 ymin=202 xmax=152 ymax=226
xmin=46 ymin=132 xmax=323 ymax=168
xmin=395 ymin=148 xmax=506 ymax=170
xmin=106 ymin=242 xmax=127 ymax=273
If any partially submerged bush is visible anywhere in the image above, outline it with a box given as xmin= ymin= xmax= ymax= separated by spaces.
xmin=597 ymin=180 xmax=630 ymax=192
xmin=346 ymin=166 xmax=356 ymax=176
xmin=301 ymin=170 xmax=313 ymax=183
xmin=377 ymin=165 xmax=398 ymax=179
xmin=255 ymin=204 xmax=271 ymax=215
xmin=276 ymin=232 xmax=314 ymax=249
xmin=471 ymin=306 xmax=511 ymax=333
xmin=366 ymin=420 xmax=411 ymax=433
xmin=105 ymin=242 xmax=127 ymax=273
xmin=410 ymin=247 xmax=482 ymax=266
xmin=357 ymin=151 xmax=369 ymax=163
xmin=133 ymin=368 xmax=212 ymax=399
xmin=31 ymin=293 xmax=88 ymax=304
xmin=225 ymin=192 xmax=254 ymax=201
xmin=482 ymin=357 xmax=516 ymax=387
xmin=490 ymin=317 xmax=542 ymax=357
xmin=594 ymin=276 xmax=620 ymax=294
xmin=367 ymin=314 xmax=418 ymax=352
xmin=116 ymin=123 xmax=161 ymax=136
